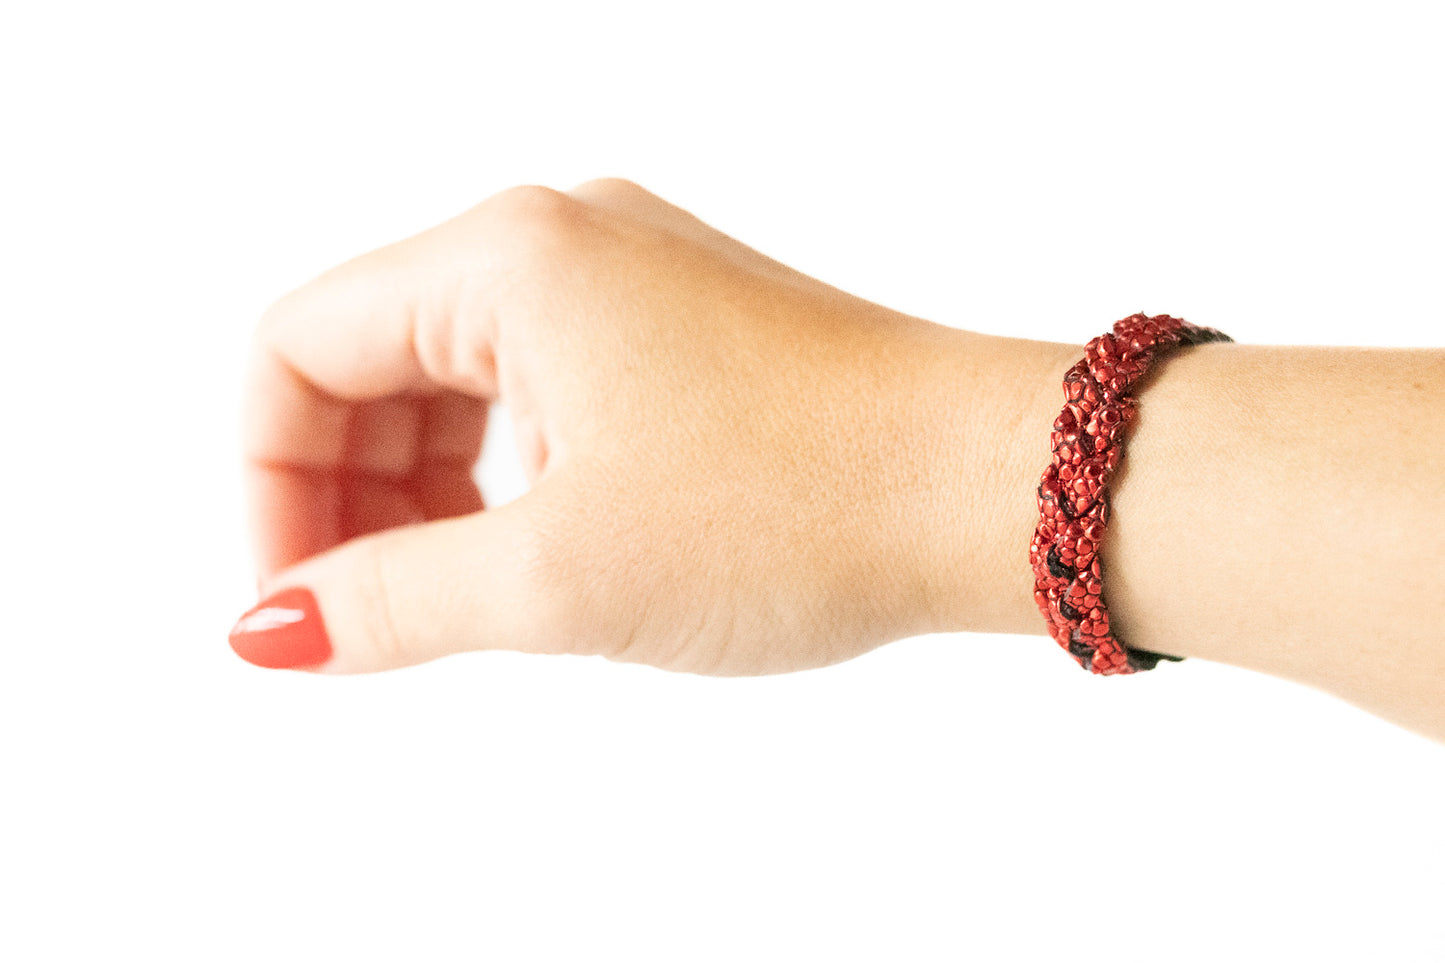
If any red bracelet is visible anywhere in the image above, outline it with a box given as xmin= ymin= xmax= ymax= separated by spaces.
xmin=1030 ymin=313 xmax=1232 ymax=675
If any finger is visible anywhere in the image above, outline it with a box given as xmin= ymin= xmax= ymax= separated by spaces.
xmin=243 ymin=187 xmax=571 ymax=575
xmin=336 ymin=396 xmax=425 ymax=542
xmin=251 ymin=183 xmax=596 ymax=406
xmin=233 ymin=496 xmax=563 ymax=674
xmin=244 ymin=380 xmax=486 ymax=575
xmin=244 ymin=357 xmax=348 ymax=574
xmin=337 ymin=393 xmax=488 ymax=541
xmin=413 ymin=392 xmax=487 ymax=521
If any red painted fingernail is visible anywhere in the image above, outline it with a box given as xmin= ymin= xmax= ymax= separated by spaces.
xmin=228 ymin=587 xmax=332 ymax=669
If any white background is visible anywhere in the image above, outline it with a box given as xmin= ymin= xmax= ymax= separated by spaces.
xmin=2 ymin=1 xmax=1443 ymax=960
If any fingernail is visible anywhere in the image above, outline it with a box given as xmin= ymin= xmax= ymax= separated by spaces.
xmin=228 ymin=587 xmax=332 ymax=669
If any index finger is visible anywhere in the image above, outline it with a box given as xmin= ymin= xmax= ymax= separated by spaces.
xmin=243 ymin=201 xmax=507 ymax=578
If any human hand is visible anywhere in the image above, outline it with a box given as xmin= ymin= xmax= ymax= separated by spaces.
xmin=232 ymin=179 xmax=1055 ymax=674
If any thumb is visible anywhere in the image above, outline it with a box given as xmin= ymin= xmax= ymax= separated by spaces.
xmin=228 ymin=502 xmax=557 ymax=674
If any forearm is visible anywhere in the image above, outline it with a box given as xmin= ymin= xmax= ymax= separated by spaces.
xmin=914 ymin=326 xmax=1445 ymax=740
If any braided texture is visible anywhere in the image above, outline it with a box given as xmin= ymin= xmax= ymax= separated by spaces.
xmin=1030 ymin=313 xmax=1232 ymax=675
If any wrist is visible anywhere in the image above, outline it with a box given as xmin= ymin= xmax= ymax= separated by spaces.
xmin=890 ymin=323 xmax=1080 ymax=639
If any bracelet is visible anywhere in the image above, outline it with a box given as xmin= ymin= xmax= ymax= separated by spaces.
xmin=1030 ymin=313 xmax=1232 ymax=675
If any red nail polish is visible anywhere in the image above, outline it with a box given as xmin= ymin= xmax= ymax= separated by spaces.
xmin=228 ymin=587 xmax=332 ymax=669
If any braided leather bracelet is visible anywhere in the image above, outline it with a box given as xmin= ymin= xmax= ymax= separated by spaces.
xmin=1030 ymin=313 xmax=1232 ymax=675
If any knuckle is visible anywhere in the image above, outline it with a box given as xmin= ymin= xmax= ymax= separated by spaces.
xmin=463 ymin=184 xmax=596 ymax=276
xmin=480 ymin=184 xmax=585 ymax=237
xmin=571 ymin=176 xmax=651 ymax=203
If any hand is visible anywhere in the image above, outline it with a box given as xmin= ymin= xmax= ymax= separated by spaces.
xmin=234 ymin=179 xmax=1037 ymax=674
xmin=233 ymin=177 xmax=1445 ymax=742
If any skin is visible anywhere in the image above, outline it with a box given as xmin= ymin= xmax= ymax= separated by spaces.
xmin=243 ymin=178 xmax=1445 ymax=742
